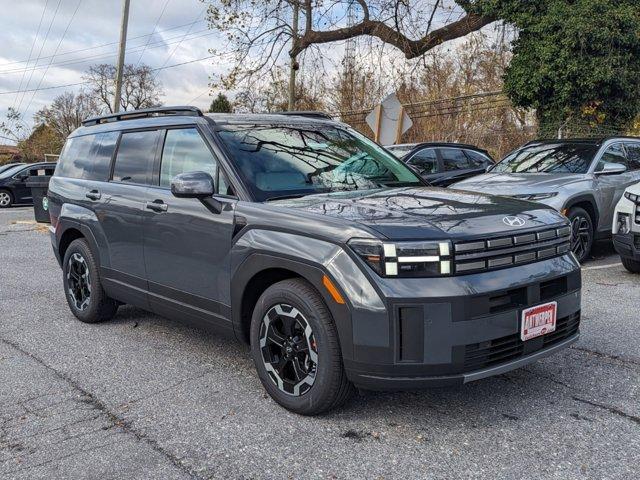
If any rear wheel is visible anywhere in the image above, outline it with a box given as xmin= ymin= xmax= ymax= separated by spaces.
xmin=567 ymin=207 xmax=593 ymax=263
xmin=621 ymin=256 xmax=640 ymax=273
xmin=250 ymin=278 xmax=354 ymax=415
xmin=0 ymin=190 xmax=13 ymax=208
xmin=62 ymin=239 xmax=118 ymax=323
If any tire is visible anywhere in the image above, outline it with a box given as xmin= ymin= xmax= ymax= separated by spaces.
xmin=621 ymin=256 xmax=640 ymax=274
xmin=62 ymin=238 xmax=118 ymax=323
xmin=567 ymin=207 xmax=594 ymax=263
xmin=0 ymin=189 xmax=13 ymax=208
xmin=250 ymin=278 xmax=354 ymax=415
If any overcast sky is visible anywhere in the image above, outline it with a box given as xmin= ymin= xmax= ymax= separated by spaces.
xmin=0 ymin=0 xmax=224 ymax=139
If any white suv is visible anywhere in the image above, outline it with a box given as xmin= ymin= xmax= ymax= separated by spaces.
xmin=613 ymin=182 xmax=640 ymax=273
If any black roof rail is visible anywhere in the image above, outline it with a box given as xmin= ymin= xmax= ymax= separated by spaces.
xmin=82 ymin=106 xmax=203 ymax=126
xmin=271 ymin=111 xmax=333 ymax=120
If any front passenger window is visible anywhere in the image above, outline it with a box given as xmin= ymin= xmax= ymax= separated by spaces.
xmin=160 ymin=129 xmax=217 ymax=187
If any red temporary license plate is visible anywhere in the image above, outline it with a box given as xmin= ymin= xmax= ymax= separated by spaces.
xmin=521 ymin=301 xmax=557 ymax=341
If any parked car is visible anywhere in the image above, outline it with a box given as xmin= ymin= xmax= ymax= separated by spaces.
xmin=386 ymin=142 xmax=494 ymax=187
xmin=48 ymin=107 xmax=581 ymax=415
xmin=612 ymin=182 xmax=640 ymax=273
xmin=0 ymin=162 xmax=25 ymax=175
xmin=451 ymin=138 xmax=640 ymax=263
xmin=0 ymin=162 xmax=56 ymax=208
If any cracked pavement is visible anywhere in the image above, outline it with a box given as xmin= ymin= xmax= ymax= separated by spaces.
xmin=0 ymin=207 xmax=638 ymax=479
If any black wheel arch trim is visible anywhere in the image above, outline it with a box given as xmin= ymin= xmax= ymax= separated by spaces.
xmin=231 ymin=252 xmax=354 ymax=361
xmin=55 ymin=217 xmax=102 ymax=269
xmin=563 ymin=194 xmax=599 ymax=228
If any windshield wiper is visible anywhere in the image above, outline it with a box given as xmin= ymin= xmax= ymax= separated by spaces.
xmin=265 ymin=193 xmax=311 ymax=202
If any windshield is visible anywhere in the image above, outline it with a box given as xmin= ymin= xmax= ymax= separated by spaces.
xmin=492 ymin=143 xmax=598 ymax=174
xmin=0 ymin=164 xmax=26 ymax=179
xmin=216 ymin=123 xmax=423 ymax=201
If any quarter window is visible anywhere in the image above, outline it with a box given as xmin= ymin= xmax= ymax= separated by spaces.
xmin=440 ymin=148 xmax=472 ymax=171
xmin=112 ymin=130 xmax=159 ymax=184
xmin=160 ymin=128 xmax=217 ymax=188
xmin=55 ymin=132 xmax=118 ymax=181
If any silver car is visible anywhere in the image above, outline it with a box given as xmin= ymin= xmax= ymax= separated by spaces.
xmin=451 ymin=138 xmax=640 ymax=262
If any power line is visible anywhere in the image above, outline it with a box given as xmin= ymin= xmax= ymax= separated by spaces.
xmin=15 ymin=0 xmax=63 ymax=117
xmin=0 ymin=18 xmax=206 ymax=68
xmin=0 ymin=28 xmax=215 ymax=75
xmin=21 ymin=0 xmax=83 ymax=118
xmin=10 ymin=0 xmax=50 ymax=113
xmin=158 ymin=6 xmax=206 ymax=70
xmin=135 ymin=0 xmax=171 ymax=67
xmin=0 ymin=52 xmax=228 ymax=96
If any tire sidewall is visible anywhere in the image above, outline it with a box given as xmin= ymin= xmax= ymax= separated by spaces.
xmin=62 ymin=239 xmax=101 ymax=322
xmin=568 ymin=207 xmax=593 ymax=263
xmin=250 ymin=283 xmax=339 ymax=414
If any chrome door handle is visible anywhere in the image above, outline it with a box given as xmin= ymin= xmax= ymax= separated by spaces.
xmin=85 ymin=190 xmax=101 ymax=201
xmin=145 ymin=200 xmax=168 ymax=212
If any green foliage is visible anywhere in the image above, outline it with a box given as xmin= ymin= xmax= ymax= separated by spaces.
xmin=208 ymin=93 xmax=233 ymax=113
xmin=480 ymin=0 xmax=640 ymax=136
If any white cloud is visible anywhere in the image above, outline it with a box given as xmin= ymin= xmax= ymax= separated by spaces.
xmin=0 ymin=0 xmax=224 ymax=137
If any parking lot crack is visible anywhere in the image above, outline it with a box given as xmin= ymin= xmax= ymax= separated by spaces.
xmin=0 ymin=336 xmax=207 ymax=480
xmin=572 ymin=396 xmax=640 ymax=426
xmin=570 ymin=346 xmax=640 ymax=369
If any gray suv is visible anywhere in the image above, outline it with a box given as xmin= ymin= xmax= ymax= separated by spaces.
xmin=47 ymin=107 xmax=581 ymax=415
xmin=452 ymin=138 xmax=640 ymax=262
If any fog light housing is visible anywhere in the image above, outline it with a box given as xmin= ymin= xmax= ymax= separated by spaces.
xmin=617 ymin=213 xmax=630 ymax=235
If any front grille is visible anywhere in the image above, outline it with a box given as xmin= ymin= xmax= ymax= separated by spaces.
xmin=463 ymin=312 xmax=580 ymax=372
xmin=454 ymin=225 xmax=571 ymax=274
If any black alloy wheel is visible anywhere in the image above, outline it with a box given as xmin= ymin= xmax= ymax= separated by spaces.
xmin=67 ymin=252 xmax=91 ymax=311
xmin=259 ymin=303 xmax=318 ymax=396
xmin=568 ymin=207 xmax=593 ymax=263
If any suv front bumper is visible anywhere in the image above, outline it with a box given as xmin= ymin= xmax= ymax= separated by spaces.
xmin=613 ymin=232 xmax=640 ymax=261
xmin=343 ymin=254 xmax=581 ymax=390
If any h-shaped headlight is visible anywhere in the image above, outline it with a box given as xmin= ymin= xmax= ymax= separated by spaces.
xmin=348 ymin=239 xmax=453 ymax=277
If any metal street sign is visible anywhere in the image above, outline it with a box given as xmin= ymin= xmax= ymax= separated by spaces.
xmin=365 ymin=93 xmax=413 ymax=145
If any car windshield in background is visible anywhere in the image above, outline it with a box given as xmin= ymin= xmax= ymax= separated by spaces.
xmin=216 ymin=123 xmax=423 ymax=201
xmin=492 ymin=143 xmax=599 ymax=174
xmin=0 ymin=164 xmax=25 ymax=179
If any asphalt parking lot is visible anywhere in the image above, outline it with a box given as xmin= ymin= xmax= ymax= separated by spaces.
xmin=0 ymin=207 xmax=638 ymax=480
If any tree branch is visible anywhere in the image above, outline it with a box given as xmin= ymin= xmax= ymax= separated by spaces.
xmin=293 ymin=12 xmax=495 ymax=59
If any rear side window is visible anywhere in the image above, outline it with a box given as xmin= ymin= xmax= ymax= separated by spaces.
xmin=160 ymin=128 xmax=217 ymax=187
xmin=55 ymin=132 xmax=118 ymax=181
xmin=441 ymin=148 xmax=472 ymax=171
xmin=112 ymin=130 xmax=159 ymax=184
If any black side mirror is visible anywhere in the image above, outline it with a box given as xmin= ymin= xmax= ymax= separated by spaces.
xmin=170 ymin=171 xmax=215 ymax=199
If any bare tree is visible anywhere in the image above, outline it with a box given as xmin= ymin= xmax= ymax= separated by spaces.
xmin=83 ymin=64 xmax=164 ymax=113
xmin=34 ymin=91 xmax=101 ymax=138
xmin=205 ymin=1 xmax=495 ymax=94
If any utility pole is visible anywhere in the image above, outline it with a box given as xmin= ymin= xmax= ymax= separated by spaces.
xmin=113 ymin=0 xmax=131 ymax=113
xmin=288 ymin=1 xmax=299 ymax=111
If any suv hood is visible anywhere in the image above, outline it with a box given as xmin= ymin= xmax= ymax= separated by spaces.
xmin=452 ymin=172 xmax=587 ymax=195
xmin=271 ymin=187 xmax=566 ymax=240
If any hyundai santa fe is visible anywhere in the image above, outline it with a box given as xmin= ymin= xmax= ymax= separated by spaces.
xmin=452 ymin=138 xmax=640 ymax=262
xmin=48 ymin=107 xmax=582 ymax=415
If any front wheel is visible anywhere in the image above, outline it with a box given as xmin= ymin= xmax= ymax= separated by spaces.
xmin=621 ymin=256 xmax=640 ymax=274
xmin=250 ymin=278 xmax=354 ymax=415
xmin=567 ymin=207 xmax=593 ymax=263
